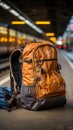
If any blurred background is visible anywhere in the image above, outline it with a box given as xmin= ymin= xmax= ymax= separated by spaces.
xmin=0 ymin=1 xmax=73 ymax=130
xmin=0 ymin=0 xmax=73 ymax=76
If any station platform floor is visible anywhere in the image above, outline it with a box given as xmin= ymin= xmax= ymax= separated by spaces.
xmin=0 ymin=50 xmax=73 ymax=130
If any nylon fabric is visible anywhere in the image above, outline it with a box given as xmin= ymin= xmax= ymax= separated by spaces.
xmin=22 ymin=42 xmax=66 ymax=99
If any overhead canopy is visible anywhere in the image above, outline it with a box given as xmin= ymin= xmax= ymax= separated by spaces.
xmin=0 ymin=0 xmax=73 ymax=39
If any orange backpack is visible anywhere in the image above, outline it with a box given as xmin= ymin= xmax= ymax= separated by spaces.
xmin=10 ymin=41 xmax=66 ymax=110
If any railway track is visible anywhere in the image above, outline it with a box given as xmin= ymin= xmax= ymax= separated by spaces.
xmin=0 ymin=57 xmax=22 ymax=78
xmin=0 ymin=58 xmax=10 ymax=78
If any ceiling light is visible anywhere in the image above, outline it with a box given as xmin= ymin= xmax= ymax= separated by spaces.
xmin=25 ymin=19 xmax=44 ymax=33
xmin=35 ymin=21 xmax=51 ymax=25
xmin=50 ymin=37 xmax=56 ymax=44
xmin=46 ymin=33 xmax=55 ymax=36
xmin=0 ymin=1 xmax=44 ymax=34
xmin=18 ymin=16 xmax=26 ymax=21
xmin=0 ymin=2 xmax=10 ymax=9
xmin=11 ymin=21 xmax=26 ymax=24
xmin=9 ymin=9 xmax=20 ymax=16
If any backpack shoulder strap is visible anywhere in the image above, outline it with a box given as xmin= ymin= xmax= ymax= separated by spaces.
xmin=9 ymin=48 xmax=22 ymax=95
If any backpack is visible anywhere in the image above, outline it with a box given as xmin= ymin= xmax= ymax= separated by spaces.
xmin=10 ymin=41 xmax=66 ymax=111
